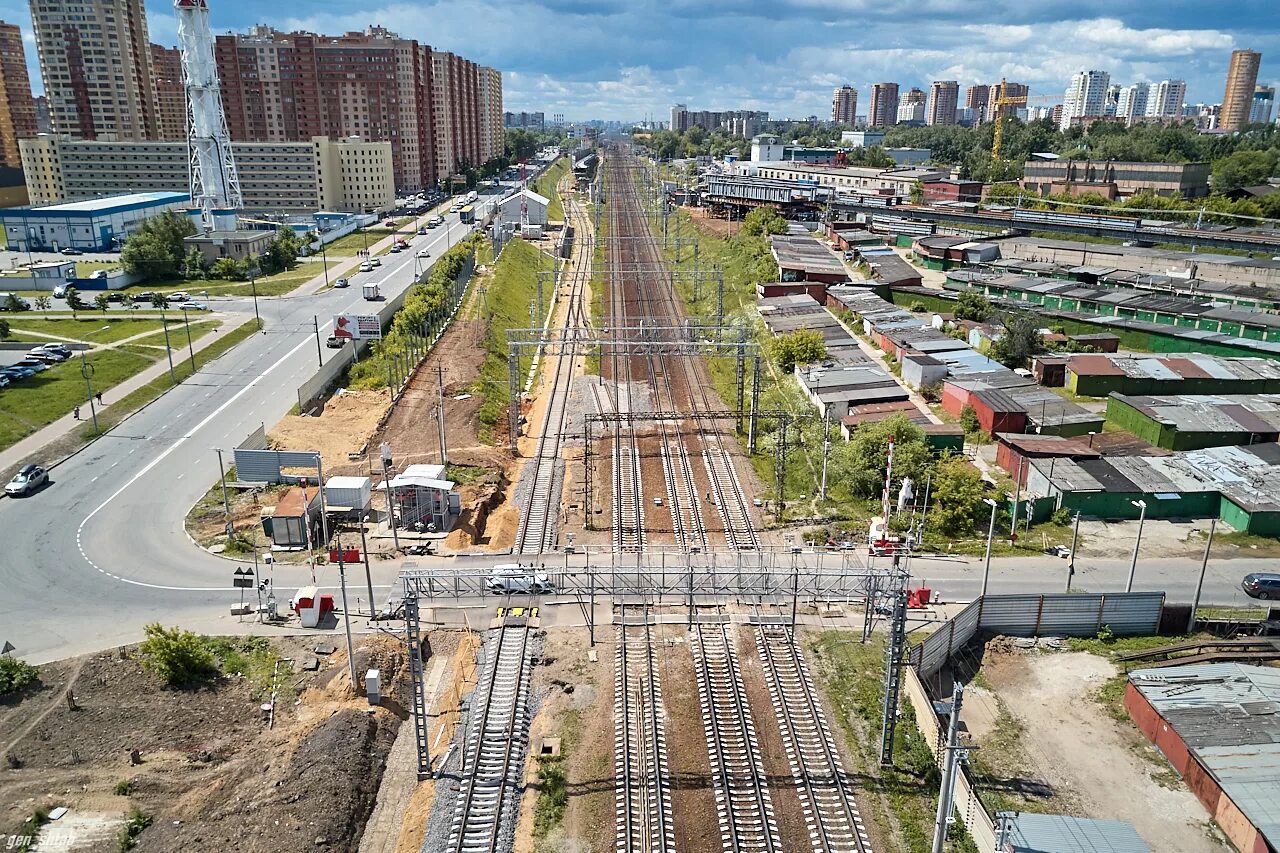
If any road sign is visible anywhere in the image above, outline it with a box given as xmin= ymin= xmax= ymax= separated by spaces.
xmin=1 ymin=640 xmax=14 ymax=655
xmin=329 ymin=548 xmax=361 ymax=564
xmin=233 ymin=566 xmax=255 ymax=589
xmin=332 ymin=313 xmax=382 ymax=341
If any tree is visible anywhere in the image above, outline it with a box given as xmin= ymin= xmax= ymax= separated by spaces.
xmin=953 ymin=290 xmax=993 ymax=322
xmin=959 ymin=404 xmax=980 ymax=434
xmin=121 ymin=211 xmax=196 ymax=282
xmin=64 ymin=286 xmax=84 ymax=317
xmin=741 ymin=207 xmax=787 ymax=238
xmin=150 ymin=293 xmax=170 ymax=310
xmin=210 ymin=257 xmax=247 ymax=280
xmin=929 ymin=456 xmax=992 ymax=537
xmin=259 ymin=227 xmax=302 ymax=275
xmin=989 ymin=312 xmax=1046 ymax=369
xmin=1212 ymin=150 xmax=1279 ymax=195
xmin=831 ymin=414 xmax=933 ymax=499
xmin=2 ymin=293 xmax=25 ymax=312
xmin=770 ymin=328 xmax=827 ymax=373
xmin=94 ymin=293 xmax=110 ymax=313
xmin=182 ymin=247 xmax=207 ymax=280
xmin=34 ymin=295 xmax=52 ymax=315
xmin=0 ymin=317 xmax=9 ymax=340
xmin=138 ymin=623 xmax=217 ymax=687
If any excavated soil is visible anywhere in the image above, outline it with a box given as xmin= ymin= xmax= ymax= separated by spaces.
xmin=271 ymin=388 xmax=392 ymax=474
xmin=1 ymin=635 xmax=415 ymax=853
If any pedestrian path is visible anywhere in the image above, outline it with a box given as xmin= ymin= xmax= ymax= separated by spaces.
xmin=0 ymin=312 xmax=252 ymax=473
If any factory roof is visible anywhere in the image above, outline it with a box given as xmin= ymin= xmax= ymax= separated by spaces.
xmin=995 ymin=813 xmax=1152 ymax=853
xmin=1129 ymin=663 xmax=1280 ymax=850
xmin=8 ymin=191 xmax=189 ymax=215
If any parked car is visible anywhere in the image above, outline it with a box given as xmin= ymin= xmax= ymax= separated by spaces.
xmin=182 ymin=302 xmax=209 ymax=311
xmin=133 ymin=291 xmax=156 ymax=302
xmin=359 ymin=262 xmax=373 ymax=273
xmin=52 ymin=285 xmax=67 ymax=298
xmin=1242 ymin=572 xmax=1280 ymax=600
xmin=60 ymin=247 xmax=82 ymax=255
xmin=486 ymin=564 xmax=554 ymax=595
xmin=0 ymin=367 xmax=37 ymax=381
xmin=5 ymin=464 xmax=48 ymax=496
xmin=168 ymin=291 xmax=190 ymax=302
xmin=334 ymin=278 xmax=350 ymax=289
xmin=26 ymin=350 xmax=65 ymax=364
xmin=383 ymin=219 xmax=396 ymax=227
xmin=0 ymin=376 xmax=9 ymax=389
xmin=325 ymin=335 xmax=346 ymax=349
xmin=106 ymin=291 xmax=124 ymax=302
xmin=0 ymin=293 xmax=31 ymax=311
xmin=90 ymin=269 xmax=109 ymax=280
xmin=12 ymin=359 xmax=48 ymax=372
xmin=36 ymin=343 xmax=73 ymax=358
xmin=369 ymin=257 xmax=381 ymax=267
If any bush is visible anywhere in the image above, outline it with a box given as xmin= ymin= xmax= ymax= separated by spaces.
xmin=138 ymin=624 xmax=217 ymax=687
xmin=909 ymin=300 xmax=928 ymax=313
xmin=959 ymin=403 xmax=980 ymax=434
xmin=118 ymin=808 xmax=152 ymax=851
xmin=114 ymin=779 xmax=135 ymax=796
xmin=1051 ymin=507 xmax=1074 ymax=526
xmin=0 ymin=656 xmax=39 ymax=694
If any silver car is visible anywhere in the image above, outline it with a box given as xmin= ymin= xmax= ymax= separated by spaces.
xmin=6 ymin=464 xmax=49 ymax=496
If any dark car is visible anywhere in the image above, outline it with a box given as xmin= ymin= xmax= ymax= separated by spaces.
xmin=60 ymin=247 xmax=82 ymax=255
xmin=5 ymin=463 xmax=48 ymax=496
xmin=1242 ymin=573 xmax=1280 ymax=600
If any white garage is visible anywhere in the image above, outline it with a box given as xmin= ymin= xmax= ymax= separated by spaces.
xmin=495 ymin=188 xmax=550 ymax=227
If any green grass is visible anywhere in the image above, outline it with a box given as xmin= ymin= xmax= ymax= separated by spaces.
xmin=809 ymin=631 xmax=979 ymax=853
xmin=532 ymin=707 xmax=580 ymax=849
xmin=320 ymin=230 xmax=396 ymax=257
xmin=1065 ymin=632 xmax=1192 ymax=657
xmin=533 ymin=156 xmax=572 ymax=222
xmin=125 ymin=320 xmax=218 ymax=348
xmin=0 ymin=348 xmax=156 ymax=451
xmin=3 ymin=316 xmax=172 ymax=344
xmin=13 ymin=807 xmax=51 ymax=850
xmin=135 ymin=262 xmax=341 ymax=299
xmin=76 ymin=260 xmax=121 ymax=276
xmin=80 ymin=320 xmax=258 ymax=440
xmin=476 ymin=238 xmax=556 ymax=443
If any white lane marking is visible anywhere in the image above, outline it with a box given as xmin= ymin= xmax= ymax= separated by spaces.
xmin=76 ymin=331 xmax=317 ymax=588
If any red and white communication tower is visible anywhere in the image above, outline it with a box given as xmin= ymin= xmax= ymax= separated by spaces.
xmin=175 ymin=0 xmax=242 ymax=230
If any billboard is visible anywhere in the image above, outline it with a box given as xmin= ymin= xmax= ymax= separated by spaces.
xmin=332 ymin=314 xmax=382 ymax=341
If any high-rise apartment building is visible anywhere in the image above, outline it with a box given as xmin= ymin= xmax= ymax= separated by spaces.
xmin=670 ymin=104 xmax=687 ymax=133
xmin=214 ymin=25 xmax=499 ymax=191
xmin=33 ymin=95 xmax=52 ymax=134
xmin=927 ymin=81 xmax=959 ymax=126
xmin=504 ymin=112 xmax=545 ymax=129
xmin=29 ymin=0 xmax=158 ymax=140
xmin=1103 ymin=84 xmax=1122 ymax=117
xmin=1060 ymin=70 xmax=1111 ymax=129
xmin=990 ymin=81 xmax=1029 ymax=119
xmin=831 ymin=85 xmax=857 ymax=125
xmin=896 ymin=87 xmax=926 ymax=124
xmin=0 ymin=21 xmax=38 ymax=169
xmin=1145 ymin=79 xmax=1187 ymax=119
xmin=965 ymin=84 xmax=989 ymax=122
xmin=1252 ymin=86 xmax=1276 ymax=125
xmin=1221 ymin=49 xmax=1261 ymax=131
xmin=868 ymin=83 xmax=899 ymax=127
xmin=1116 ymin=83 xmax=1150 ymax=125
xmin=149 ymin=43 xmax=185 ymax=141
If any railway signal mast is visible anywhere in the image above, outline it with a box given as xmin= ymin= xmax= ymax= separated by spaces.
xmin=175 ymin=0 xmax=242 ymax=231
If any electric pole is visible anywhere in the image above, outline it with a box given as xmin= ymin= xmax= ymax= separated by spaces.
xmin=931 ymin=682 xmax=967 ymax=853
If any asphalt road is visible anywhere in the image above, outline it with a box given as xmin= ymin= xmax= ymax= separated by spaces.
xmin=0 ymin=192 xmax=509 ymax=663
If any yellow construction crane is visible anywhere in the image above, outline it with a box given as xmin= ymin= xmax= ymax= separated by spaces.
xmin=990 ymin=79 xmax=1054 ymax=160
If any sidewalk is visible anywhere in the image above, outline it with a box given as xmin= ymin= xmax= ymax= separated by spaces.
xmin=0 ymin=311 xmax=252 ymax=472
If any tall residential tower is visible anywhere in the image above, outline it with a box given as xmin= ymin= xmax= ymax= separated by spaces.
xmin=0 ymin=21 xmax=38 ymax=168
xmin=1221 ymin=49 xmax=1262 ymax=131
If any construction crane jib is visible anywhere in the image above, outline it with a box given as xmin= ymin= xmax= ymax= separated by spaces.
xmin=175 ymin=0 xmax=242 ymax=230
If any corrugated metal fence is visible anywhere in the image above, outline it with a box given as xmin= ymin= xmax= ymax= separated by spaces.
xmin=911 ymin=591 xmax=1166 ymax=679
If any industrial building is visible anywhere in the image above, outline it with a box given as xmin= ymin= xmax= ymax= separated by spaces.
xmin=753 ymin=163 xmax=946 ymax=196
xmin=769 ymin=235 xmax=852 ymax=284
xmin=494 ymin=189 xmax=550 ymax=227
xmin=995 ymin=814 xmax=1151 ymax=853
xmin=386 ymin=463 xmax=460 ymax=532
xmin=0 ymin=191 xmax=189 ymax=252
xmin=1105 ymin=393 xmax=1280 ymax=450
xmin=1125 ymin=663 xmax=1280 ymax=853
xmin=20 ymin=135 xmax=395 ymax=215
xmin=1020 ymin=158 xmax=1211 ymax=199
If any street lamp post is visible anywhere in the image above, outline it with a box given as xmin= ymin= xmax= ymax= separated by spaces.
xmin=247 ymin=263 xmax=262 ymax=331
xmin=79 ymin=353 xmax=99 ymax=434
xmin=1127 ymin=500 xmax=1147 ymax=592
xmin=1066 ymin=511 xmax=1081 ymax=592
xmin=181 ymin=307 xmax=196 ymax=371
xmin=980 ymin=498 xmax=998 ymax=598
xmin=1188 ymin=518 xmax=1216 ymax=634
xmin=358 ymin=515 xmax=376 ymax=618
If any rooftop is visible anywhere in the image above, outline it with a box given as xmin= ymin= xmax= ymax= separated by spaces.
xmin=769 ymin=235 xmax=848 ymax=276
xmin=26 ymin=191 xmax=190 ymax=213
xmin=995 ymin=812 xmax=1152 ymax=853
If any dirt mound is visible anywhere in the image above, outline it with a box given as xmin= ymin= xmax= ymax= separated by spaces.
xmin=271 ymin=389 xmax=392 ymax=472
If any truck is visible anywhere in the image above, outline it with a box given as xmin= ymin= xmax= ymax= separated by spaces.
xmin=362 ymin=283 xmax=381 ymax=300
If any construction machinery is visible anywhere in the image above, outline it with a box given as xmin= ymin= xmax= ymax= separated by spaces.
xmin=990 ymin=79 xmax=1054 ymax=160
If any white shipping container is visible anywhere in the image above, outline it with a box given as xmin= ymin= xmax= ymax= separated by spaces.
xmin=324 ymin=476 xmax=372 ymax=512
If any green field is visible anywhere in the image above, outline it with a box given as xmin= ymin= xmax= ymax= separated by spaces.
xmin=320 ymin=230 xmax=396 ymax=257
xmin=0 ymin=348 xmax=157 ymax=451
xmin=123 ymin=320 xmax=219 ymax=349
xmin=533 ymin=157 xmax=571 ymax=221
xmin=3 ymin=317 xmax=174 ymax=344
xmin=75 ymin=260 xmax=121 ymax=276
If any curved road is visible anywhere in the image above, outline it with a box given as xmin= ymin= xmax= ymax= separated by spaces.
xmin=0 ymin=194 xmax=507 ymax=662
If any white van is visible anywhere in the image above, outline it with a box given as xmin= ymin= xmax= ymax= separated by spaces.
xmin=486 ymin=564 xmax=554 ymax=595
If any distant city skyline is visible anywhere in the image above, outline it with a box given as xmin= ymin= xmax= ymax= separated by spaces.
xmin=0 ymin=0 xmax=1276 ymax=121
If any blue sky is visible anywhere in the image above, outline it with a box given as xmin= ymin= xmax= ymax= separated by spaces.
xmin=3 ymin=0 xmax=1278 ymax=120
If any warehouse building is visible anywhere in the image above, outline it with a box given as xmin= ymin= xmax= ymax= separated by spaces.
xmin=1020 ymin=158 xmax=1210 ymax=199
xmin=1106 ymin=393 xmax=1280 ymax=450
xmin=0 ymin=191 xmax=188 ymax=252
xmin=795 ymin=363 xmax=911 ymax=418
xmin=769 ymin=235 xmax=852 ymax=284
xmin=754 ymin=162 xmax=946 ymax=195
xmin=995 ymin=813 xmax=1151 ymax=853
xmin=1125 ymin=664 xmax=1280 ymax=853
xmin=1067 ymin=354 xmax=1280 ymax=397
xmin=19 ymin=135 xmax=395 ymax=215
xmin=494 ymin=188 xmax=550 ymax=227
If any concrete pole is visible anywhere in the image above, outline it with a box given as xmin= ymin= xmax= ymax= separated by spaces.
xmin=215 ymin=448 xmax=233 ymax=538
xmin=930 ymin=682 xmax=965 ymax=853
xmin=336 ymin=537 xmax=358 ymax=690
xmin=1127 ymin=501 xmax=1147 ymax=593
xmin=980 ymin=500 xmax=998 ymax=598
xmin=1066 ymin=511 xmax=1081 ymax=593
xmin=1188 ymin=518 xmax=1216 ymax=634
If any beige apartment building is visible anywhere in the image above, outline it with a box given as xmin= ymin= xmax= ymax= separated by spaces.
xmin=754 ymin=163 xmax=946 ymax=195
xmin=29 ymin=0 xmax=158 ymax=140
xmin=478 ymin=66 xmax=505 ymax=166
xmin=1221 ymin=49 xmax=1262 ymax=132
xmin=20 ymin=135 xmax=394 ymax=213
xmin=148 ymin=43 xmax=185 ymax=141
xmin=1 ymin=21 xmax=38 ymax=170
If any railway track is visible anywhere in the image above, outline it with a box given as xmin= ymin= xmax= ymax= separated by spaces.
xmin=702 ymin=446 xmax=758 ymax=551
xmin=614 ymin=440 xmax=645 ymax=552
xmin=614 ymin=604 xmax=676 ymax=853
xmin=690 ymin=618 xmax=781 ymax=853
xmin=514 ymin=196 xmax=589 ymax=555
xmin=446 ymin=620 xmax=534 ymax=853
xmin=755 ymin=623 xmax=873 ymax=853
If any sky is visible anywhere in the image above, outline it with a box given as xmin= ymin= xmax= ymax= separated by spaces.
xmin=3 ymin=0 xmax=1279 ymax=122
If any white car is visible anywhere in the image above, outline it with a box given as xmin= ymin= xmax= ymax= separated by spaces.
xmin=486 ymin=564 xmax=554 ymax=595
xmin=168 ymin=291 xmax=190 ymax=302
xmin=359 ymin=262 xmax=373 ymax=272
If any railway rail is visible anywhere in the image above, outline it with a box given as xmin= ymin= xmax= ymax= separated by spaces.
xmin=690 ymin=617 xmax=781 ymax=853
xmin=614 ymin=604 xmax=676 ymax=853
xmin=755 ymin=622 xmax=873 ymax=853
xmin=514 ymin=196 xmax=590 ymax=554
xmin=446 ymin=620 xmax=534 ymax=853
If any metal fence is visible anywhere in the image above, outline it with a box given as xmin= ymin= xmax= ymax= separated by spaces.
xmin=911 ymin=591 xmax=1166 ymax=679
xmin=232 ymin=425 xmax=320 ymax=485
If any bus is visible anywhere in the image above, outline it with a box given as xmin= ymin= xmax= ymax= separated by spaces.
xmin=459 ymin=204 xmax=476 ymax=224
